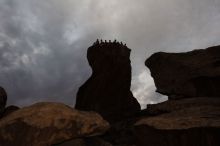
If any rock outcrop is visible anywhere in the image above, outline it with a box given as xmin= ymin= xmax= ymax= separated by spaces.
xmin=141 ymin=45 xmax=220 ymax=146
xmin=135 ymin=97 xmax=220 ymax=146
xmin=75 ymin=41 xmax=140 ymax=123
xmin=145 ymin=46 xmax=220 ymax=99
xmin=1 ymin=43 xmax=220 ymax=146
xmin=0 ymin=102 xmax=109 ymax=146
xmin=0 ymin=86 xmax=7 ymax=115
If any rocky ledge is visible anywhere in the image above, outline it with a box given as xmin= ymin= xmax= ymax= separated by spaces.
xmin=145 ymin=45 xmax=220 ymax=99
xmin=135 ymin=97 xmax=220 ymax=146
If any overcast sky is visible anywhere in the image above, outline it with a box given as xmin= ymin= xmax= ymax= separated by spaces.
xmin=0 ymin=0 xmax=220 ymax=108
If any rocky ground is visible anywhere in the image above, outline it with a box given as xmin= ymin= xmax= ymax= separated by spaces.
xmin=0 ymin=42 xmax=219 ymax=146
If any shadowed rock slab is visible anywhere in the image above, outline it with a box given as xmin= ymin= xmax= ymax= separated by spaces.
xmin=135 ymin=126 xmax=220 ymax=146
xmin=135 ymin=98 xmax=220 ymax=146
xmin=145 ymin=46 xmax=220 ymax=99
xmin=0 ymin=86 xmax=7 ymax=115
xmin=146 ymin=97 xmax=220 ymax=115
xmin=0 ymin=102 xmax=109 ymax=146
xmin=75 ymin=42 xmax=140 ymax=123
xmin=54 ymin=137 xmax=113 ymax=146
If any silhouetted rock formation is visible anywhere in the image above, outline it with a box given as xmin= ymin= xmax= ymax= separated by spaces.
xmin=145 ymin=46 xmax=220 ymax=99
xmin=0 ymin=102 xmax=109 ymax=146
xmin=140 ymin=46 xmax=220 ymax=146
xmin=0 ymin=86 xmax=7 ymax=115
xmin=75 ymin=40 xmax=140 ymax=123
xmin=1 ymin=43 xmax=220 ymax=146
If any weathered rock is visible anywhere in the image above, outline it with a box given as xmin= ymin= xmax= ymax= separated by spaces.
xmin=145 ymin=46 xmax=220 ymax=99
xmin=54 ymin=137 xmax=113 ymax=146
xmin=0 ymin=86 xmax=7 ymax=115
xmin=1 ymin=105 xmax=19 ymax=118
xmin=75 ymin=41 xmax=140 ymax=123
xmin=53 ymin=138 xmax=86 ymax=146
xmin=135 ymin=98 xmax=220 ymax=146
xmin=0 ymin=102 xmax=110 ymax=146
xmin=135 ymin=126 xmax=220 ymax=146
xmin=146 ymin=97 xmax=220 ymax=116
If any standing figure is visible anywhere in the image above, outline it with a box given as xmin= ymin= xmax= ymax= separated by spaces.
xmin=0 ymin=86 xmax=7 ymax=116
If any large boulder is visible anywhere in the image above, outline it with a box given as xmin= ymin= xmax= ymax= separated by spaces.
xmin=0 ymin=86 xmax=7 ymax=115
xmin=135 ymin=98 xmax=220 ymax=146
xmin=75 ymin=41 xmax=140 ymax=123
xmin=145 ymin=46 xmax=220 ymax=99
xmin=0 ymin=102 xmax=109 ymax=146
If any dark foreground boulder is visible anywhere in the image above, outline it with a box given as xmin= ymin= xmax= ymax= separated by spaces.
xmin=135 ymin=125 xmax=220 ymax=146
xmin=75 ymin=41 xmax=140 ymax=123
xmin=0 ymin=86 xmax=7 ymax=115
xmin=0 ymin=102 xmax=109 ymax=146
xmin=145 ymin=46 xmax=220 ymax=99
xmin=135 ymin=98 xmax=220 ymax=146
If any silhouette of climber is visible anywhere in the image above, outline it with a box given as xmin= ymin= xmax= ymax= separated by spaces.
xmin=94 ymin=39 xmax=99 ymax=45
xmin=105 ymin=40 xmax=107 ymax=43
xmin=100 ymin=39 xmax=103 ymax=43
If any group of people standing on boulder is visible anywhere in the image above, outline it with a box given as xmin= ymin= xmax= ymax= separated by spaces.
xmin=93 ymin=39 xmax=127 ymax=47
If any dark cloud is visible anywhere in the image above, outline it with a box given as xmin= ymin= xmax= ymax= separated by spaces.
xmin=0 ymin=0 xmax=220 ymax=108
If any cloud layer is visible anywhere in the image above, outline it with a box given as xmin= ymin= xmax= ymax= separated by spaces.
xmin=0 ymin=0 xmax=220 ymax=108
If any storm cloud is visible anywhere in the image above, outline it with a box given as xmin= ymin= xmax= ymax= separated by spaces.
xmin=0 ymin=0 xmax=220 ymax=108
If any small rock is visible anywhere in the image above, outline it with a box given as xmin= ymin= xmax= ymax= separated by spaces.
xmin=1 ymin=105 xmax=19 ymax=118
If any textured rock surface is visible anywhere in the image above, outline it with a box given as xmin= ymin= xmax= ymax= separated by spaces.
xmin=54 ymin=138 xmax=113 ymax=146
xmin=136 ymin=106 xmax=220 ymax=130
xmin=146 ymin=97 xmax=220 ymax=115
xmin=0 ymin=86 xmax=7 ymax=115
xmin=0 ymin=102 xmax=109 ymax=146
xmin=0 ymin=105 xmax=19 ymax=118
xmin=75 ymin=42 xmax=140 ymax=123
xmin=145 ymin=46 xmax=220 ymax=99
xmin=135 ymin=126 xmax=220 ymax=146
xmin=135 ymin=98 xmax=220 ymax=146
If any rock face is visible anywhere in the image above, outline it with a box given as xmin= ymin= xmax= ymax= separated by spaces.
xmin=135 ymin=97 xmax=220 ymax=146
xmin=0 ymin=102 xmax=109 ymax=146
xmin=145 ymin=46 xmax=220 ymax=99
xmin=141 ymin=46 xmax=220 ymax=146
xmin=75 ymin=41 xmax=140 ymax=123
xmin=0 ymin=86 xmax=7 ymax=115
xmin=1 ymin=105 xmax=19 ymax=118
